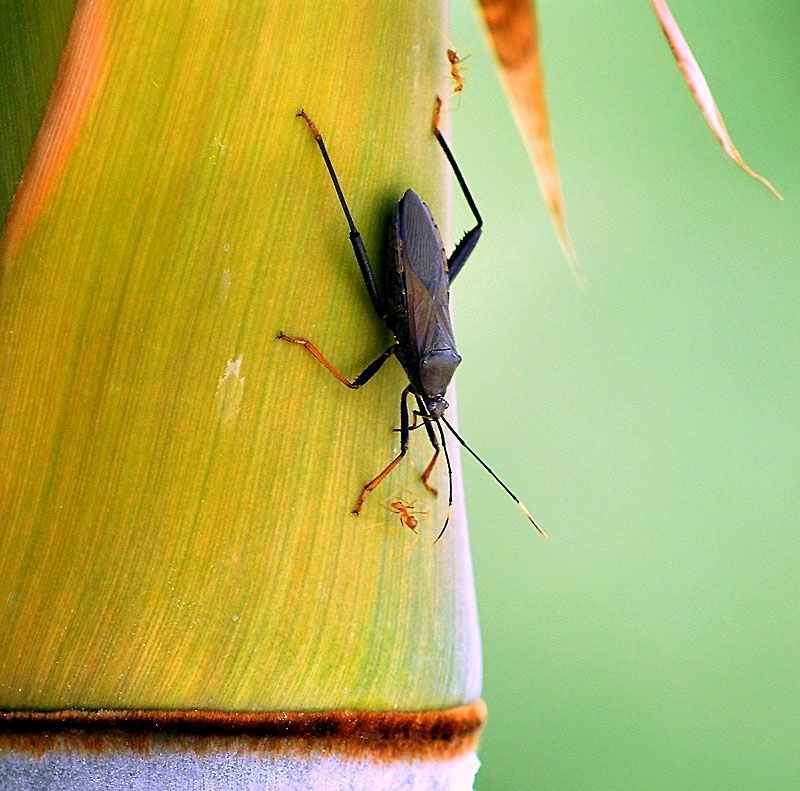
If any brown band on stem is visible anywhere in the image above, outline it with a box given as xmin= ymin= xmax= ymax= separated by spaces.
xmin=0 ymin=700 xmax=487 ymax=762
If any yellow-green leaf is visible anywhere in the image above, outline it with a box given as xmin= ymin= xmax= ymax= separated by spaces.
xmin=0 ymin=0 xmax=77 ymax=222
xmin=0 ymin=0 xmax=481 ymax=716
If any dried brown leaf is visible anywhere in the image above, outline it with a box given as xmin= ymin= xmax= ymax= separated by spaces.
xmin=477 ymin=0 xmax=583 ymax=283
xmin=651 ymin=0 xmax=781 ymax=199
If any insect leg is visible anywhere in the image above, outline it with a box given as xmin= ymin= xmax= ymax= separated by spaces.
xmin=277 ymin=333 xmax=396 ymax=389
xmin=352 ymin=386 xmax=412 ymax=515
xmin=415 ymin=395 xmax=441 ymax=495
xmin=297 ymin=110 xmax=385 ymax=319
xmin=431 ymin=99 xmax=483 ymax=283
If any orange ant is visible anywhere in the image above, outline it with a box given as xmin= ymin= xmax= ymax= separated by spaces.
xmin=389 ymin=498 xmax=426 ymax=534
xmin=447 ymin=48 xmax=469 ymax=95
xmin=427 ymin=22 xmax=470 ymax=100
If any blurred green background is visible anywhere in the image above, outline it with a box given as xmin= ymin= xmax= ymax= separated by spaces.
xmin=450 ymin=1 xmax=799 ymax=789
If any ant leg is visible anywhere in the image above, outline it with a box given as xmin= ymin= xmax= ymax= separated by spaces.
xmin=277 ymin=334 xmax=396 ymax=389
xmin=415 ymin=395 xmax=440 ymax=495
xmin=353 ymin=387 xmax=412 ymax=515
xmin=431 ymin=98 xmax=483 ymax=283
xmin=297 ymin=110 xmax=386 ymax=320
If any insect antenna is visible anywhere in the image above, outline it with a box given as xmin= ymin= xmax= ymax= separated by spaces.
xmin=432 ymin=419 xmax=454 ymax=544
xmin=440 ymin=416 xmax=547 ymax=540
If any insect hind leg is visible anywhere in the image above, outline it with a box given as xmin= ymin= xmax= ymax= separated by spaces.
xmin=296 ymin=110 xmax=385 ymax=319
xmin=431 ymin=98 xmax=482 ymax=283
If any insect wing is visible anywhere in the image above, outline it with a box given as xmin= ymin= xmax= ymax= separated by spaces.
xmin=397 ymin=191 xmax=457 ymax=358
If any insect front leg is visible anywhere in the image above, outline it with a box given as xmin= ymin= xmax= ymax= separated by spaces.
xmin=415 ymin=395 xmax=441 ymax=496
xmin=431 ymin=99 xmax=483 ymax=283
xmin=277 ymin=334 xmax=396 ymax=389
xmin=352 ymin=386 xmax=413 ymax=515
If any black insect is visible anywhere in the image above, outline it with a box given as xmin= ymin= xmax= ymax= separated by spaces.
xmin=279 ymin=100 xmax=546 ymax=542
